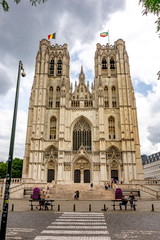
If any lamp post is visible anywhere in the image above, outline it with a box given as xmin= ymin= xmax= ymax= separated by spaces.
xmin=0 ymin=61 xmax=26 ymax=239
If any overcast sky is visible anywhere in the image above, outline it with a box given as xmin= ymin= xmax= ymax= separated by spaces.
xmin=0 ymin=0 xmax=159 ymax=161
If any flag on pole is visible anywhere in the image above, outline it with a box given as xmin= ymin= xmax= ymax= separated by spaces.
xmin=48 ymin=33 xmax=56 ymax=39
xmin=100 ymin=32 xmax=108 ymax=37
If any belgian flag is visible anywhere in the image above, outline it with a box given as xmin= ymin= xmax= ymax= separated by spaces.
xmin=48 ymin=33 xmax=56 ymax=40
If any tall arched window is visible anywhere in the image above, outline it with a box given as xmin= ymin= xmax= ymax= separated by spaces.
xmin=108 ymin=116 xmax=115 ymax=140
xmin=110 ymin=58 xmax=115 ymax=69
xmin=102 ymin=58 xmax=107 ymax=69
xmin=104 ymin=86 xmax=109 ymax=108
xmin=73 ymin=118 xmax=91 ymax=151
xmin=55 ymin=86 xmax=60 ymax=108
xmin=49 ymin=86 xmax=53 ymax=108
xmin=57 ymin=59 xmax=62 ymax=76
xmin=50 ymin=116 xmax=56 ymax=140
xmin=49 ymin=59 xmax=54 ymax=75
xmin=112 ymin=86 xmax=117 ymax=108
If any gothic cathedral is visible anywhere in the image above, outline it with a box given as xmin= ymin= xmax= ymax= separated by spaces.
xmin=22 ymin=38 xmax=144 ymax=184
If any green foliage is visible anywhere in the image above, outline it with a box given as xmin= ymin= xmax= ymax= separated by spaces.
xmin=0 ymin=0 xmax=47 ymax=12
xmin=139 ymin=0 xmax=160 ymax=15
xmin=0 ymin=161 xmax=7 ymax=178
xmin=139 ymin=0 xmax=160 ymax=35
xmin=12 ymin=158 xmax=23 ymax=178
xmin=0 ymin=158 xmax=23 ymax=179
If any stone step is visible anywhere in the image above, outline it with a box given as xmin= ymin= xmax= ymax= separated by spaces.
xmin=48 ymin=184 xmax=115 ymax=200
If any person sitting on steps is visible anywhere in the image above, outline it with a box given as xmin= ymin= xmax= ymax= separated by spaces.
xmin=74 ymin=190 xmax=79 ymax=200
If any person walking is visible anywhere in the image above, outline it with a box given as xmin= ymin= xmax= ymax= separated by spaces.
xmin=90 ymin=182 xmax=93 ymax=190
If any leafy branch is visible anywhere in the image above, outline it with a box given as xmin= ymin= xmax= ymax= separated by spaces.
xmin=0 ymin=0 xmax=47 ymax=12
xmin=139 ymin=0 xmax=160 ymax=35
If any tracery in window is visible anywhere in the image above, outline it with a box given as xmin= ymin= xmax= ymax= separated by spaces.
xmin=102 ymin=58 xmax=107 ymax=69
xmin=50 ymin=116 xmax=56 ymax=140
xmin=57 ymin=59 xmax=62 ymax=76
xmin=49 ymin=86 xmax=53 ymax=108
xmin=49 ymin=59 xmax=54 ymax=75
xmin=108 ymin=116 xmax=115 ymax=140
xmin=56 ymin=86 xmax=61 ymax=100
xmin=112 ymin=86 xmax=117 ymax=108
xmin=71 ymin=101 xmax=80 ymax=107
xmin=56 ymin=86 xmax=60 ymax=92
xmin=73 ymin=118 xmax=91 ymax=151
xmin=104 ymin=86 xmax=109 ymax=108
xmin=110 ymin=58 xmax=115 ymax=69
xmin=106 ymin=146 xmax=121 ymax=160
xmin=56 ymin=101 xmax=60 ymax=108
xmin=84 ymin=101 xmax=93 ymax=107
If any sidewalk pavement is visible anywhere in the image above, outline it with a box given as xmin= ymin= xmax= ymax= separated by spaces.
xmin=0 ymin=198 xmax=160 ymax=212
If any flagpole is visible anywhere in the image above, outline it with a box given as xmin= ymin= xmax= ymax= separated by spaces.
xmin=55 ymin=31 xmax=57 ymax=45
xmin=108 ymin=30 xmax=110 ymax=45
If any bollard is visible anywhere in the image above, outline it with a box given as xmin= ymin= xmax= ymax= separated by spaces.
xmin=101 ymin=204 xmax=108 ymax=211
xmin=11 ymin=204 xmax=14 ymax=211
xmin=58 ymin=204 xmax=60 ymax=212
xmin=73 ymin=204 xmax=76 ymax=212
xmin=151 ymin=204 xmax=154 ymax=212
xmin=89 ymin=204 xmax=91 ymax=212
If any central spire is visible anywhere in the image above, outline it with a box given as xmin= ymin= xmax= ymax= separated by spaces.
xmin=79 ymin=66 xmax=85 ymax=84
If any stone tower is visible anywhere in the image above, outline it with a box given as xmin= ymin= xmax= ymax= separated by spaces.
xmin=22 ymin=38 xmax=144 ymax=184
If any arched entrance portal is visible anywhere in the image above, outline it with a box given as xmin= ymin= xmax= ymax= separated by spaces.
xmin=44 ymin=145 xmax=58 ymax=183
xmin=47 ymin=169 xmax=55 ymax=182
xmin=106 ymin=146 xmax=122 ymax=182
xmin=84 ymin=170 xmax=90 ymax=183
xmin=111 ymin=161 xmax=118 ymax=182
xmin=111 ymin=170 xmax=118 ymax=181
xmin=74 ymin=159 xmax=91 ymax=183
xmin=74 ymin=170 xmax=80 ymax=183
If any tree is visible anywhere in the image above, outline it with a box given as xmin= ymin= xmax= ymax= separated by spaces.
xmin=139 ymin=0 xmax=160 ymax=35
xmin=12 ymin=158 xmax=23 ymax=178
xmin=0 ymin=158 xmax=23 ymax=178
xmin=139 ymin=1 xmax=160 ymax=79
xmin=0 ymin=162 xmax=7 ymax=178
xmin=0 ymin=0 xmax=47 ymax=12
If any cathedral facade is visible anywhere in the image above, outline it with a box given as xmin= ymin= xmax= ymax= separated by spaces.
xmin=22 ymin=38 xmax=144 ymax=184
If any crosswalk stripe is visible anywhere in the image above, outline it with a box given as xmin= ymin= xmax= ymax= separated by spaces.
xmin=63 ymin=212 xmax=104 ymax=215
xmin=59 ymin=216 xmax=105 ymax=218
xmin=47 ymin=225 xmax=107 ymax=229
xmin=55 ymin=219 xmax=105 ymax=222
xmin=6 ymin=237 xmax=22 ymax=240
xmin=35 ymin=237 xmax=111 ymax=240
xmin=52 ymin=222 xmax=107 ymax=225
xmin=7 ymin=228 xmax=35 ymax=232
xmin=41 ymin=230 xmax=109 ymax=234
xmin=7 ymin=227 xmax=35 ymax=239
xmin=34 ymin=212 xmax=111 ymax=240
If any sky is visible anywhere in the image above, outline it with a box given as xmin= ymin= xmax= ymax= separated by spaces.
xmin=0 ymin=0 xmax=159 ymax=161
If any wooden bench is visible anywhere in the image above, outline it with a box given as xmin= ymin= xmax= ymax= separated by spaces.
xmin=111 ymin=199 xmax=137 ymax=211
xmin=29 ymin=199 xmax=54 ymax=211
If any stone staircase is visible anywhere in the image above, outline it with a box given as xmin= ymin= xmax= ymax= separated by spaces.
xmin=48 ymin=184 xmax=115 ymax=200
xmin=3 ymin=180 xmax=159 ymax=200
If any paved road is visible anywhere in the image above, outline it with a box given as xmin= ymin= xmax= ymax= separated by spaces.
xmin=3 ymin=211 xmax=160 ymax=240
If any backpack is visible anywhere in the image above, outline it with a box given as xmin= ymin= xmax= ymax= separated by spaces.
xmin=115 ymin=188 xmax=123 ymax=199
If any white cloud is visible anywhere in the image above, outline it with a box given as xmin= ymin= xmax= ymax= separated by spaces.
xmin=0 ymin=0 xmax=160 ymax=161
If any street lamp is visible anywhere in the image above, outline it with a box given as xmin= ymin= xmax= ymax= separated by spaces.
xmin=0 ymin=61 xmax=26 ymax=239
